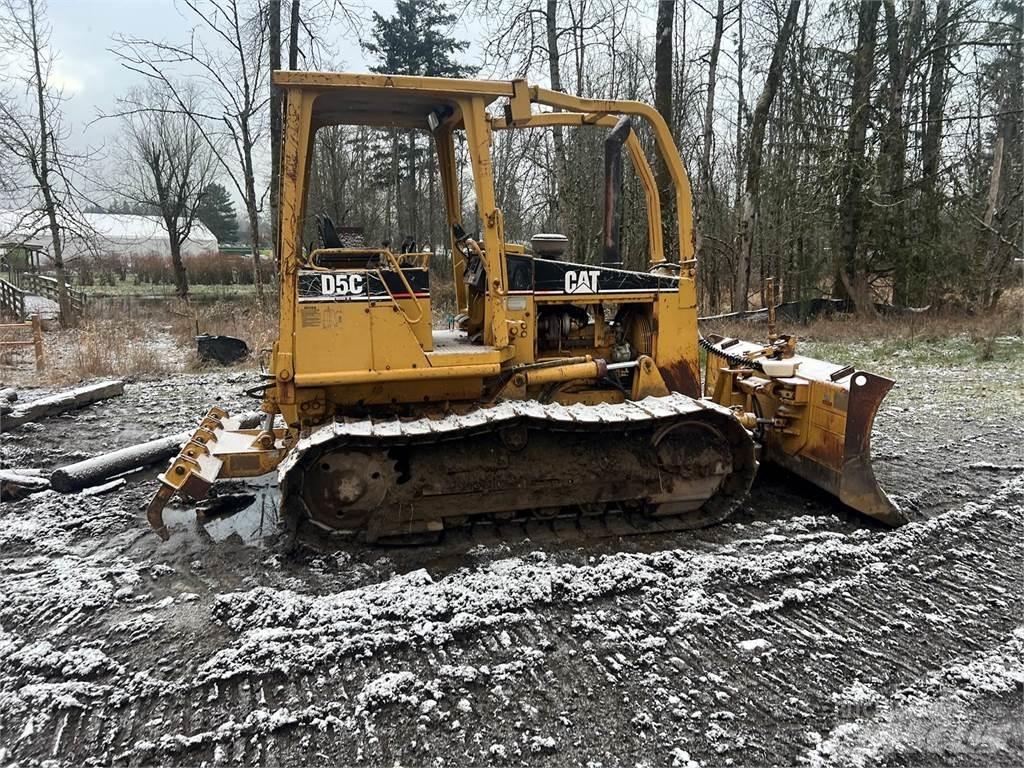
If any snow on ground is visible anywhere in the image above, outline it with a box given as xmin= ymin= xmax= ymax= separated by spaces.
xmin=21 ymin=295 xmax=59 ymax=322
xmin=0 ymin=344 xmax=1022 ymax=766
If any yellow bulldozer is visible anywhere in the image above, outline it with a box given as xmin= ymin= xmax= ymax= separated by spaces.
xmin=146 ymin=72 xmax=905 ymax=543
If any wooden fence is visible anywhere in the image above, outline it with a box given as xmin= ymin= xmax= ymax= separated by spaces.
xmin=21 ymin=273 xmax=87 ymax=317
xmin=0 ymin=279 xmax=27 ymax=322
xmin=0 ymin=313 xmax=44 ymax=372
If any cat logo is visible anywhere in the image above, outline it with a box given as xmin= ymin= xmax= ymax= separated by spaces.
xmin=564 ymin=270 xmax=601 ymax=294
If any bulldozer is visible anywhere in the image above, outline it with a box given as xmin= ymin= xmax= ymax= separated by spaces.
xmin=146 ymin=72 xmax=906 ymax=543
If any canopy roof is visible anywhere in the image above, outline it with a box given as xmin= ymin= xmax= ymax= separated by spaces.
xmin=272 ymin=71 xmax=516 ymax=129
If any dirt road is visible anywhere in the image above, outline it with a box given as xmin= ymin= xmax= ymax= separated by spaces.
xmin=1 ymin=341 xmax=1021 ymax=767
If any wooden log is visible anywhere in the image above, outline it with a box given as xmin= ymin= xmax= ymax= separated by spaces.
xmin=49 ymin=411 xmax=266 ymax=493
xmin=0 ymin=469 xmax=50 ymax=500
xmin=0 ymin=380 xmax=124 ymax=433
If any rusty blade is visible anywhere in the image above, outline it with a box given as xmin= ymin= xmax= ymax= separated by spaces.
xmin=839 ymin=371 xmax=907 ymax=526
xmin=146 ymin=484 xmax=174 ymax=541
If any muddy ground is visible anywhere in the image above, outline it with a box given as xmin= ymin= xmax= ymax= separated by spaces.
xmin=0 ymin=337 xmax=1022 ymax=767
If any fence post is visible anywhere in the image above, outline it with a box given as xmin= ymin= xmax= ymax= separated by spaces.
xmin=32 ymin=312 xmax=44 ymax=372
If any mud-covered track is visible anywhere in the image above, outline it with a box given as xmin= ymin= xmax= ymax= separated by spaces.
xmin=282 ymin=393 xmax=757 ymax=540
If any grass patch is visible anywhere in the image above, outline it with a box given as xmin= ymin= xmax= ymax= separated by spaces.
xmin=81 ymin=281 xmax=263 ymax=298
xmin=703 ymin=309 xmax=1024 ymax=375
xmin=63 ymin=318 xmax=176 ymax=382
xmin=169 ymin=301 xmax=279 ymax=371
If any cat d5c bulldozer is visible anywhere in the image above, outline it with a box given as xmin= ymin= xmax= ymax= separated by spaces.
xmin=146 ymin=72 xmax=905 ymax=542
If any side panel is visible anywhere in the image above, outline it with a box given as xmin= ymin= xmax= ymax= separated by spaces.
xmin=294 ymin=302 xmax=372 ymax=375
xmin=654 ymin=292 xmax=700 ymax=398
xmin=370 ymin=306 xmax=433 ymax=371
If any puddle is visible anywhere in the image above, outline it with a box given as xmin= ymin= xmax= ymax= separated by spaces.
xmin=162 ymin=475 xmax=282 ymax=545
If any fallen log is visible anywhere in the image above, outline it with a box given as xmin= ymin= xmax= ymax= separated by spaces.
xmin=0 ymin=469 xmax=50 ymax=500
xmin=0 ymin=380 xmax=124 ymax=432
xmin=49 ymin=410 xmax=266 ymax=493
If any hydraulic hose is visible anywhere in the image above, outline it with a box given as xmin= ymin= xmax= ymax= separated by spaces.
xmin=699 ymin=334 xmax=765 ymax=373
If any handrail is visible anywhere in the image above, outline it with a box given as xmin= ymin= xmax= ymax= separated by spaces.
xmin=20 ymin=273 xmax=86 ymax=316
xmin=304 ymin=247 xmax=427 ymax=325
xmin=306 ymin=247 xmax=433 ymax=270
xmin=379 ymin=250 xmax=425 ymax=325
xmin=0 ymin=278 xmax=27 ymax=321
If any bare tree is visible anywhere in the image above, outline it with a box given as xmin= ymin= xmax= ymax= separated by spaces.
xmin=835 ymin=0 xmax=881 ymax=313
xmin=114 ymin=85 xmax=220 ymax=299
xmin=268 ymin=0 xmax=354 ymax=261
xmin=654 ymin=0 xmax=675 ymax=219
xmin=694 ymin=0 xmax=726 ymax=269
xmin=733 ymin=0 xmax=801 ymax=312
xmin=0 ymin=0 xmax=89 ymax=325
xmin=269 ymin=0 xmax=282 ymax=264
xmin=546 ymin=0 xmax=571 ymax=234
xmin=881 ymin=0 xmax=923 ymax=306
xmin=113 ymin=0 xmax=271 ymax=306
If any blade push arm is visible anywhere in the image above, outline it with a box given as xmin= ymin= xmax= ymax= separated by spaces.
xmin=146 ymin=408 xmax=292 ymax=539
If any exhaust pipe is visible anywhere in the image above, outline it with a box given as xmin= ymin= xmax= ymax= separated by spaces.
xmin=603 ymin=116 xmax=632 ymax=266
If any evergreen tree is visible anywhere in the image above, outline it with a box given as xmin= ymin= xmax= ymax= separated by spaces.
xmin=361 ymin=0 xmax=474 ymax=245
xmin=196 ymin=183 xmax=239 ymax=245
xmin=363 ymin=0 xmax=474 ymax=78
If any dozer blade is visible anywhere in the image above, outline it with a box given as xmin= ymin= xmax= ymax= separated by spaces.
xmin=146 ymin=407 xmax=291 ymax=540
xmin=704 ymin=337 xmax=906 ymax=526
xmin=834 ymin=371 xmax=903 ymax=524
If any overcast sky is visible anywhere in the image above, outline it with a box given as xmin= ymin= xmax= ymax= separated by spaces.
xmin=46 ymin=0 xmax=480 ymax=194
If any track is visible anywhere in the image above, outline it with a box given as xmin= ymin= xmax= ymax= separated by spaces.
xmin=281 ymin=394 xmax=757 ymax=542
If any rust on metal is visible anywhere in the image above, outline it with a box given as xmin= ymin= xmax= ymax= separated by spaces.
xmin=658 ymin=359 xmax=701 ymax=399
xmin=839 ymin=371 xmax=906 ymax=525
xmin=281 ymin=394 xmax=757 ymax=542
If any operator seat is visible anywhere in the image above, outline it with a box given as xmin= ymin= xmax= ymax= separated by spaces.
xmin=314 ymin=215 xmax=380 ymax=268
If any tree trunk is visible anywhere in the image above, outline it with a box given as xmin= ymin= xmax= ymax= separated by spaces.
xmin=733 ymin=0 xmax=801 ymax=312
xmin=28 ymin=0 xmax=72 ymax=326
xmin=654 ymin=0 xmax=675 ymax=228
xmin=883 ymin=0 xmax=922 ymax=307
xmin=241 ymin=120 xmax=265 ymax=304
xmin=269 ymin=0 xmax=282 ymax=265
xmin=1 ymin=381 xmax=124 ymax=433
xmin=407 ymin=130 xmax=418 ymax=240
xmin=732 ymin=0 xmax=745 ymax=308
xmin=915 ymin=0 xmax=951 ymax=306
xmin=166 ymin=223 xmax=189 ymax=298
xmin=834 ymin=0 xmax=881 ymax=314
xmin=289 ymin=0 xmax=300 ymax=69
xmin=546 ymin=0 xmax=571 ymax=236
xmin=784 ymin=0 xmax=810 ymax=304
xmin=695 ymin=0 xmax=725 ymax=275
xmin=980 ymin=133 xmax=1005 ymax=308
xmin=390 ymin=129 xmax=400 ymax=239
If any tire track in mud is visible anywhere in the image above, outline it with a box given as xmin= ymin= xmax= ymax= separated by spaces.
xmin=2 ymin=477 xmax=1020 ymax=766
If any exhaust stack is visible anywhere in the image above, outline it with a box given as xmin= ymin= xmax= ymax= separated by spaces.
xmin=603 ymin=116 xmax=633 ymax=266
